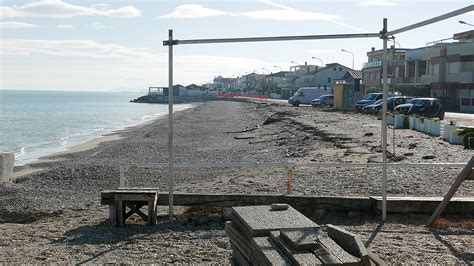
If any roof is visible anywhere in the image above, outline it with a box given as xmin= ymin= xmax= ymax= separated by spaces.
xmin=347 ymin=69 xmax=362 ymax=79
xmin=268 ymin=71 xmax=290 ymax=77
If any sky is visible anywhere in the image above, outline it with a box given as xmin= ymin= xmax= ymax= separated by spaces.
xmin=1 ymin=0 xmax=473 ymax=92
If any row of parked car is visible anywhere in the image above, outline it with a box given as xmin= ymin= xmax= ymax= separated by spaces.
xmin=355 ymin=92 xmax=445 ymax=120
xmin=288 ymin=88 xmax=445 ymax=120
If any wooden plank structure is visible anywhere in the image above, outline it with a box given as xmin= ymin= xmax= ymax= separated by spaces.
xmin=428 ymin=156 xmax=474 ymax=227
xmin=225 ymin=204 xmax=385 ymax=265
xmin=112 ymin=189 xmax=158 ymax=227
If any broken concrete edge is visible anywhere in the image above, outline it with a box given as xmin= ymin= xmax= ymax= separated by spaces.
xmin=326 ymin=224 xmax=371 ymax=266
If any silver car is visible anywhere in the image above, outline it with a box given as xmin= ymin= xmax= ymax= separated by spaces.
xmin=311 ymin=94 xmax=334 ymax=107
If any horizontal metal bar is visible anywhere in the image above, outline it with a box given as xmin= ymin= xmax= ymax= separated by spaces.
xmin=163 ymin=33 xmax=380 ymax=46
xmin=121 ymin=162 xmax=467 ymax=169
xmin=388 ymin=5 xmax=474 ymax=36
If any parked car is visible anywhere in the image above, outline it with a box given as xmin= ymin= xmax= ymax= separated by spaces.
xmin=362 ymin=99 xmax=382 ymax=114
xmin=355 ymin=92 xmax=402 ymax=111
xmin=289 ymin=87 xmax=331 ymax=106
xmin=371 ymin=96 xmax=413 ymax=114
xmin=311 ymin=94 xmax=334 ymax=107
xmin=394 ymin=98 xmax=445 ymax=119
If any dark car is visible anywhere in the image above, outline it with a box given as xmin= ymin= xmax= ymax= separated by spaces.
xmin=371 ymin=96 xmax=413 ymax=114
xmin=362 ymin=99 xmax=382 ymax=114
xmin=355 ymin=92 xmax=402 ymax=111
xmin=394 ymin=98 xmax=445 ymax=119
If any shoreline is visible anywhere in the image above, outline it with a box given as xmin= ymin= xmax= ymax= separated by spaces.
xmin=1 ymin=100 xmax=473 ymax=263
xmin=13 ymin=103 xmax=197 ymax=179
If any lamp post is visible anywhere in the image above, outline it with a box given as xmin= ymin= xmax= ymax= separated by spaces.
xmin=273 ymin=65 xmax=282 ymax=71
xmin=459 ymin=20 xmax=474 ymax=26
xmin=262 ymin=67 xmax=271 ymax=74
xmin=291 ymin=60 xmax=300 ymax=65
xmin=311 ymin=57 xmax=324 ymax=66
xmin=341 ymin=49 xmax=355 ymax=69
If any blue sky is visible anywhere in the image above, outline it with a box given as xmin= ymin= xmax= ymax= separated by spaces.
xmin=1 ymin=0 xmax=473 ymax=91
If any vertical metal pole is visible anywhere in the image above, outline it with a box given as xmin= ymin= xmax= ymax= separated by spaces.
xmin=381 ymin=19 xmax=388 ymax=222
xmin=168 ymin=29 xmax=174 ymax=222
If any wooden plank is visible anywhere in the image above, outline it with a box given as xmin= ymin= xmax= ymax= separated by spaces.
xmin=428 ymin=156 xmax=474 ymax=226
xmin=252 ymin=236 xmax=291 ymax=265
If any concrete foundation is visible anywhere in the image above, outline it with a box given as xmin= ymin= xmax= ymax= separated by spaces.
xmin=0 ymin=153 xmax=14 ymax=183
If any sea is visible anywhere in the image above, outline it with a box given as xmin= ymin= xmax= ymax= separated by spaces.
xmin=0 ymin=90 xmax=192 ymax=166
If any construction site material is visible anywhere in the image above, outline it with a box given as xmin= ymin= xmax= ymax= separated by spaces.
xmin=226 ymin=205 xmax=382 ymax=265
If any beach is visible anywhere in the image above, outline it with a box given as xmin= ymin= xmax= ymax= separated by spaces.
xmin=1 ymin=100 xmax=473 ymax=263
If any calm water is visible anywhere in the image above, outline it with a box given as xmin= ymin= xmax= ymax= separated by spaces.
xmin=0 ymin=90 xmax=192 ymax=166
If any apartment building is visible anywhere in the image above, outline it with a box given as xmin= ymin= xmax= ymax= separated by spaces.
xmin=362 ymin=46 xmax=407 ymax=92
xmin=400 ymin=30 xmax=474 ymax=111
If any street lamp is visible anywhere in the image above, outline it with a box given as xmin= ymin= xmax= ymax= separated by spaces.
xmin=291 ymin=61 xmax=300 ymax=65
xmin=459 ymin=20 xmax=474 ymax=26
xmin=262 ymin=67 xmax=271 ymax=74
xmin=341 ymin=49 xmax=355 ymax=69
xmin=273 ymin=66 xmax=282 ymax=71
xmin=311 ymin=57 xmax=324 ymax=66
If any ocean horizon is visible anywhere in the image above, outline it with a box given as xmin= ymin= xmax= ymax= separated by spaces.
xmin=0 ymin=90 xmax=192 ymax=166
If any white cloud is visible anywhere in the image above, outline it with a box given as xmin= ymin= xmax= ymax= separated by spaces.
xmin=0 ymin=6 xmax=19 ymax=18
xmin=159 ymin=4 xmax=227 ymax=19
xmin=1 ymin=38 xmax=281 ymax=89
xmin=56 ymin=24 xmax=73 ymax=29
xmin=158 ymin=1 xmax=366 ymax=32
xmin=238 ymin=9 xmax=338 ymax=21
xmin=0 ymin=21 xmax=38 ymax=29
xmin=86 ymin=22 xmax=111 ymax=31
xmin=357 ymin=0 xmax=397 ymax=6
xmin=0 ymin=0 xmax=141 ymax=18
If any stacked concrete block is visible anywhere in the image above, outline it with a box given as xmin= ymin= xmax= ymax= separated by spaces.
xmin=0 ymin=153 xmax=14 ymax=183
xmin=226 ymin=204 xmax=383 ymax=265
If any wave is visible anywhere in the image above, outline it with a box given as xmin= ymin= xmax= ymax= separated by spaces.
xmin=14 ymin=147 xmax=26 ymax=158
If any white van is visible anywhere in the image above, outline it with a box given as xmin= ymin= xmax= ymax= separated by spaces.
xmin=288 ymin=87 xmax=332 ymax=106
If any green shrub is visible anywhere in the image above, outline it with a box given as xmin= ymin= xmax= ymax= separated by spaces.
xmin=458 ymin=128 xmax=474 ymax=149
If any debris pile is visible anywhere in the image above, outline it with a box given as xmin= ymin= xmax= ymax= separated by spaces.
xmin=226 ymin=204 xmax=385 ymax=265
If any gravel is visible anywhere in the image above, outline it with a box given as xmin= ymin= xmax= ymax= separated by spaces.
xmin=0 ymin=100 xmax=472 ymax=263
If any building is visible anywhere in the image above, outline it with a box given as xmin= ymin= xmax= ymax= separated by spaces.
xmin=399 ymin=30 xmax=474 ymax=111
xmin=362 ymin=46 xmax=407 ymax=92
xmin=333 ymin=70 xmax=364 ymax=110
xmin=213 ymin=76 xmax=237 ymax=91
xmin=236 ymin=73 xmax=265 ymax=92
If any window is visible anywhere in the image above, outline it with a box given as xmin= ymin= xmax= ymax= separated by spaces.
xmin=432 ymin=63 xmax=440 ymax=75
xmin=333 ymin=67 xmax=336 ymax=71
xmin=339 ymin=67 xmax=342 ymax=71
xmin=461 ymin=61 xmax=474 ymax=72
xmin=447 ymin=62 xmax=458 ymax=74
xmin=327 ymin=77 xmax=332 ymax=84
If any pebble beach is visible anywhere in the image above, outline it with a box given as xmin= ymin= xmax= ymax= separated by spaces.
xmin=1 ymin=100 xmax=473 ymax=263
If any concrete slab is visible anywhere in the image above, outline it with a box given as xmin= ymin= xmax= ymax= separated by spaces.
xmin=270 ymin=231 xmax=322 ymax=265
xmin=317 ymin=234 xmax=359 ymax=265
xmin=232 ymin=205 xmax=320 ymax=237
xmin=252 ymin=236 xmax=291 ymax=265
xmin=280 ymin=227 xmax=321 ymax=250
xmin=326 ymin=224 xmax=370 ymax=265
xmin=370 ymin=196 xmax=474 ymax=214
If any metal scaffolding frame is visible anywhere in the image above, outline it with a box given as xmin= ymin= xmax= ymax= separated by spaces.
xmin=163 ymin=5 xmax=474 ymax=222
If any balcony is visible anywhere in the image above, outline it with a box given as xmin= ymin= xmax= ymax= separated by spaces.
xmin=447 ymin=72 xmax=474 ymax=83
xmin=363 ymin=61 xmax=382 ymax=69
